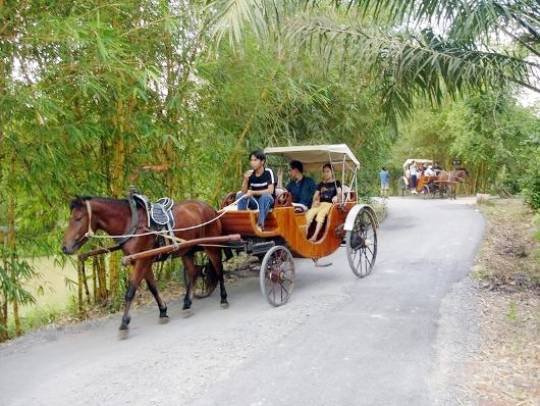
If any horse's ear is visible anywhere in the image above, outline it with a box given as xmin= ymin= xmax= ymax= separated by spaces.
xmin=69 ymin=196 xmax=83 ymax=210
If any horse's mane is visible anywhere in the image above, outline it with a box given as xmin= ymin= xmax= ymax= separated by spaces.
xmin=69 ymin=196 xmax=131 ymax=210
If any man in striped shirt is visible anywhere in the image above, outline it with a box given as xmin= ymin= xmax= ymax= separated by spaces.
xmin=237 ymin=150 xmax=277 ymax=231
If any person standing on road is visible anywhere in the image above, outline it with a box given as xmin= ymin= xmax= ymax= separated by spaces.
xmin=409 ymin=161 xmax=418 ymax=194
xmin=379 ymin=167 xmax=390 ymax=198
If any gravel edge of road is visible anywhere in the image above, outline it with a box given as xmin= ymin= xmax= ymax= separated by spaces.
xmin=430 ymin=275 xmax=481 ymax=405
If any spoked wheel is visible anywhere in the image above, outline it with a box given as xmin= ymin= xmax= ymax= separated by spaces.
xmin=422 ymin=185 xmax=430 ymax=199
xmin=191 ymin=251 xmax=218 ymax=299
xmin=346 ymin=208 xmax=378 ymax=278
xmin=259 ymin=246 xmax=295 ymax=307
xmin=439 ymin=184 xmax=448 ymax=199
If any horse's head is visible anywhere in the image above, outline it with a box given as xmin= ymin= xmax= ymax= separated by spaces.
xmin=454 ymin=168 xmax=469 ymax=181
xmin=62 ymin=196 xmax=92 ymax=255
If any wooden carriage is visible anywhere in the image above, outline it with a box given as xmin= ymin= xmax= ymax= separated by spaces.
xmin=217 ymin=145 xmax=379 ymax=306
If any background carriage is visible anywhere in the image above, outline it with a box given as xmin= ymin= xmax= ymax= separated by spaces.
xmin=400 ymin=158 xmax=462 ymax=199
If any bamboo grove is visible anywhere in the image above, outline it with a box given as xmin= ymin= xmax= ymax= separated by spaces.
xmin=0 ymin=0 xmax=538 ymax=340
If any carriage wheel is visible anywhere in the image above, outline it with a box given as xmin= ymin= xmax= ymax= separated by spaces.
xmin=190 ymin=252 xmax=218 ymax=299
xmin=439 ymin=184 xmax=448 ymax=199
xmin=398 ymin=177 xmax=408 ymax=196
xmin=259 ymin=246 xmax=295 ymax=307
xmin=422 ymin=185 xmax=430 ymax=199
xmin=346 ymin=208 xmax=378 ymax=278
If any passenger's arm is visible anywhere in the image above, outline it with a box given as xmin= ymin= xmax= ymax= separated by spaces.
xmin=332 ymin=187 xmax=343 ymax=203
xmin=241 ymin=170 xmax=252 ymax=194
xmin=312 ymin=191 xmax=320 ymax=207
xmin=251 ymin=183 xmax=274 ymax=196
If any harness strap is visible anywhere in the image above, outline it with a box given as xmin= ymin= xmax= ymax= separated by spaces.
xmin=114 ymin=195 xmax=139 ymax=246
xmin=85 ymin=200 xmax=95 ymax=237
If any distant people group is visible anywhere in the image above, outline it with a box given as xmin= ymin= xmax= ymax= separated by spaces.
xmin=405 ymin=161 xmax=442 ymax=194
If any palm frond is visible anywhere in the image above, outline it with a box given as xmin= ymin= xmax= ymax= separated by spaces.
xmin=348 ymin=0 xmax=540 ymax=41
xmin=207 ymin=0 xmax=289 ymax=45
xmin=287 ymin=14 xmax=539 ymax=117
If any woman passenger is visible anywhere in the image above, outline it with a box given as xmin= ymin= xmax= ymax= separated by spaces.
xmin=305 ymin=163 xmax=342 ymax=242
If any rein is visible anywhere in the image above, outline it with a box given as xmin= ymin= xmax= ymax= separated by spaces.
xmin=83 ymin=196 xmax=245 ymax=241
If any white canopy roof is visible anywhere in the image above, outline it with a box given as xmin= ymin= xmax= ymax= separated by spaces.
xmin=403 ymin=158 xmax=433 ymax=170
xmin=264 ymin=144 xmax=360 ymax=170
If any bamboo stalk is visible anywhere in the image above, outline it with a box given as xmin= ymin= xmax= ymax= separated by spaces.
xmin=92 ymin=258 xmax=97 ymax=304
xmin=7 ymin=155 xmax=20 ymax=336
xmin=77 ymin=260 xmax=84 ymax=317
xmin=81 ymin=261 xmax=91 ymax=305
xmin=0 ymin=301 xmax=7 ymax=341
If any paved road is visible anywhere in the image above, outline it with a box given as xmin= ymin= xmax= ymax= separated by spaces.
xmin=0 ymin=198 xmax=484 ymax=406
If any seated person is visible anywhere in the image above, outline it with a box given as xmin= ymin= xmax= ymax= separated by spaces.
xmin=305 ymin=163 xmax=342 ymax=242
xmin=236 ymin=150 xmax=277 ymax=232
xmin=286 ymin=160 xmax=317 ymax=210
xmin=424 ymin=165 xmax=435 ymax=177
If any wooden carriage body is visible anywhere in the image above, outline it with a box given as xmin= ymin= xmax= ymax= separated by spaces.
xmin=220 ymin=201 xmax=356 ymax=259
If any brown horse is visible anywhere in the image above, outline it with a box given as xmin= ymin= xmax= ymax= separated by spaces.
xmin=437 ymin=168 xmax=468 ymax=183
xmin=62 ymin=196 xmax=227 ymax=334
xmin=435 ymin=168 xmax=469 ymax=199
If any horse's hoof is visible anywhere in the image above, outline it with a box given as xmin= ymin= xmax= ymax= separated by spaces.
xmin=118 ymin=328 xmax=129 ymax=340
xmin=220 ymin=302 xmax=229 ymax=309
xmin=182 ymin=309 xmax=193 ymax=318
xmin=159 ymin=316 xmax=169 ymax=324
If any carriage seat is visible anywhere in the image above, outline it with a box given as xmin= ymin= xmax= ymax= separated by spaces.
xmin=292 ymin=203 xmax=308 ymax=213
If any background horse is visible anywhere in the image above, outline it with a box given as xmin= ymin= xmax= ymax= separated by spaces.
xmin=437 ymin=168 xmax=468 ymax=183
xmin=62 ymin=196 xmax=226 ymax=335
xmin=433 ymin=168 xmax=469 ymax=198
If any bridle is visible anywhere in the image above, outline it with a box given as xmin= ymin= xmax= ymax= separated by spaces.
xmin=78 ymin=196 xmax=140 ymax=247
xmin=84 ymin=199 xmax=95 ymax=238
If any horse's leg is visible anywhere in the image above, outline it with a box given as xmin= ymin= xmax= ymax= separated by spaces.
xmin=144 ymin=270 xmax=168 ymax=323
xmin=181 ymin=254 xmax=196 ymax=316
xmin=119 ymin=259 xmax=150 ymax=333
xmin=205 ymin=247 xmax=228 ymax=308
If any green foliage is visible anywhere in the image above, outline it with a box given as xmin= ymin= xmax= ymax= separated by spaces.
xmin=209 ymin=1 xmax=539 ymax=122
xmin=0 ymin=0 xmax=538 ymax=340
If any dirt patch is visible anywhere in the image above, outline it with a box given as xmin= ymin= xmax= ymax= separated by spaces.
xmin=465 ymin=291 xmax=539 ymax=405
xmin=467 ymin=199 xmax=540 ymax=405
xmin=473 ymin=199 xmax=539 ymax=291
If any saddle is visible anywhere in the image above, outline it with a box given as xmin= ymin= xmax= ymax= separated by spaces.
xmin=133 ymin=193 xmax=176 ymax=239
